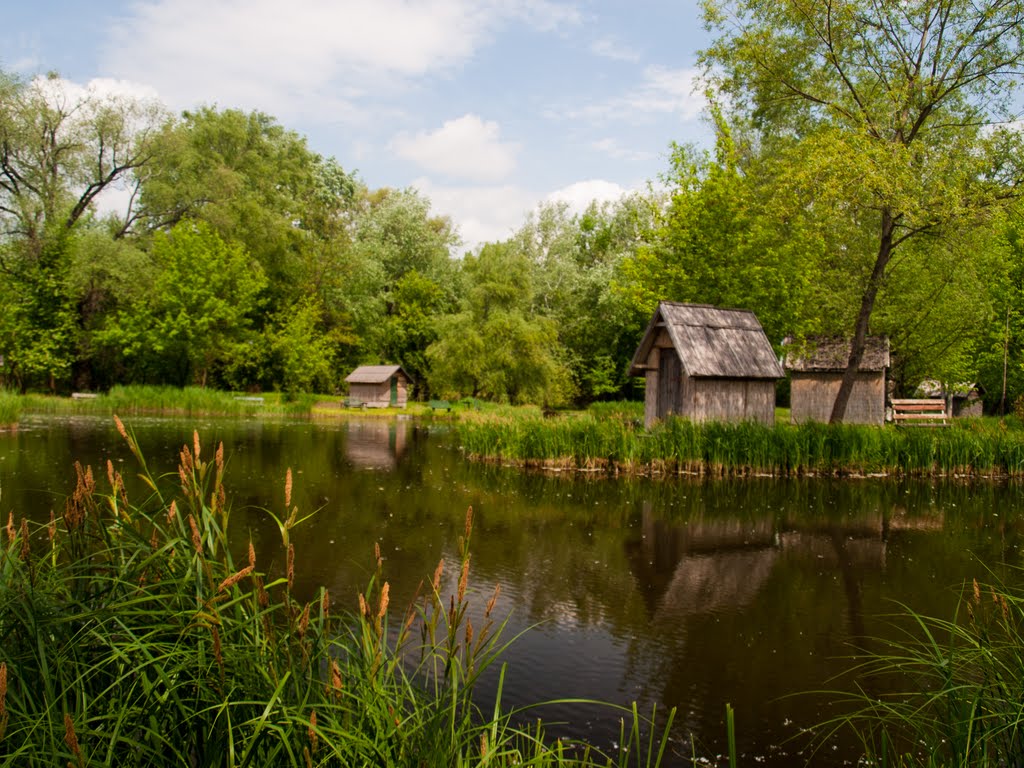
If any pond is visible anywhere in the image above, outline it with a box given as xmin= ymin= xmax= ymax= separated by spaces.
xmin=3 ymin=413 xmax=1023 ymax=767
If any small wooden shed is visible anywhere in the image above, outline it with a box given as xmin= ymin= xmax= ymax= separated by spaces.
xmin=628 ymin=302 xmax=784 ymax=428
xmin=916 ymin=380 xmax=985 ymax=418
xmin=784 ymin=336 xmax=890 ymax=425
xmin=344 ymin=365 xmax=411 ymax=408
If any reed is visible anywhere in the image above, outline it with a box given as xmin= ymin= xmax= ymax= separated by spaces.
xmin=0 ymin=419 xmax=681 ymax=767
xmin=0 ymin=390 xmax=20 ymax=427
xmin=814 ymin=573 xmax=1024 ymax=767
xmin=454 ymin=409 xmax=1024 ymax=477
xmin=20 ymin=386 xmax=320 ymax=417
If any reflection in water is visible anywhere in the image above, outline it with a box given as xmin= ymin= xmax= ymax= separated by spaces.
xmin=1 ymin=415 xmax=1023 ymax=767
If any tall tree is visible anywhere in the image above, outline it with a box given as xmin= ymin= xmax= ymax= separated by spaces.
xmin=701 ymin=0 xmax=1024 ymax=421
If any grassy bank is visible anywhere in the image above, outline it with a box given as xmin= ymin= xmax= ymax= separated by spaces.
xmin=0 ymin=419 xmax=679 ymax=767
xmin=453 ymin=404 xmax=1024 ymax=477
xmin=0 ymin=391 xmax=21 ymax=427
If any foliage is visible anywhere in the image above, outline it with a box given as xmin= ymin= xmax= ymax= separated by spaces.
xmin=0 ymin=422 xmax=677 ymax=766
xmin=817 ymin=574 xmax=1024 ymax=767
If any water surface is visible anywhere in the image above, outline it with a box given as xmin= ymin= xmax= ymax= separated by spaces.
xmin=3 ymin=414 xmax=1022 ymax=767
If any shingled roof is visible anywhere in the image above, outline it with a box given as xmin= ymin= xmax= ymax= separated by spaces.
xmin=344 ymin=365 xmax=411 ymax=384
xmin=628 ymin=302 xmax=784 ymax=379
xmin=784 ymin=336 xmax=890 ymax=373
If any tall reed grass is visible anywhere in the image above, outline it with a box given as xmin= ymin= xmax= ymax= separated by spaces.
xmin=0 ymin=390 xmax=20 ymax=427
xmin=0 ymin=418 xmax=678 ymax=767
xmin=816 ymin=573 xmax=1024 ymax=767
xmin=454 ymin=407 xmax=1024 ymax=477
xmin=21 ymin=385 xmax=318 ymax=417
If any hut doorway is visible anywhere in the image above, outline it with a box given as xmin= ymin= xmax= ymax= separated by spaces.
xmin=390 ymin=377 xmax=398 ymax=406
xmin=657 ymin=347 xmax=682 ymax=421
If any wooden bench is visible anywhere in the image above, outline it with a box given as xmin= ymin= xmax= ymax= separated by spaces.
xmin=891 ymin=398 xmax=949 ymax=427
xmin=343 ymin=397 xmax=366 ymax=409
xmin=428 ymin=399 xmax=451 ymax=412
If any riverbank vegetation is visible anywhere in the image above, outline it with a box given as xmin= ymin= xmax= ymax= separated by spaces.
xmin=0 ymin=424 xmax=680 ymax=767
xmin=454 ymin=404 xmax=1024 ymax=478
xmin=3 ymin=23 xmax=1024 ymax=417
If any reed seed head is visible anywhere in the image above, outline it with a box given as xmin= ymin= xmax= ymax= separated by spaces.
xmin=285 ymin=468 xmax=293 ymax=509
xmin=486 ymin=583 xmax=501 ymax=618
xmin=114 ymin=414 xmax=128 ymax=441
xmin=330 ymin=660 xmax=343 ymax=697
xmin=167 ymin=500 xmax=177 ymax=525
xmin=211 ymin=625 xmax=223 ymax=670
xmin=215 ymin=442 xmax=224 ymax=473
xmin=248 ymin=540 xmax=256 ymax=570
xmin=106 ymin=459 xmax=115 ymax=489
xmin=188 ymin=515 xmax=202 ymax=554
xmin=466 ymin=616 xmax=474 ymax=648
xmin=358 ymin=593 xmax=368 ymax=618
xmin=298 ymin=603 xmax=311 ymax=639
xmin=321 ymin=588 xmax=330 ymax=617
xmin=218 ymin=566 xmax=254 ymax=593
xmin=48 ymin=510 xmax=57 ymax=543
xmin=378 ymin=582 xmax=390 ymax=621
xmin=0 ymin=661 xmax=7 ymax=717
xmin=193 ymin=430 xmax=201 ymax=462
xmin=64 ymin=713 xmax=81 ymax=762
xmin=308 ymin=710 xmax=318 ymax=754
xmin=973 ymin=578 xmax=981 ymax=605
xmin=19 ymin=519 xmax=29 ymax=561
xmin=457 ymin=556 xmax=470 ymax=604
xmin=5 ymin=512 xmax=13 ymax=543
xmin=465 ymin=505 xmax=473 ymax=540
xmin=432 ymin=559 xmax=444 ymax=592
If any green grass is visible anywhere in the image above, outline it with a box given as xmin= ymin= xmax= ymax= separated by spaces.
xmin=814 ymin=573 xmax=1024 ymax=767
xmin=452 ymin=405 xmax=1024 ymax=477
xmin=0 ymin=390 xmax=21 ymax=427
xmin=0 ymin=418 xmax=683 ymax=767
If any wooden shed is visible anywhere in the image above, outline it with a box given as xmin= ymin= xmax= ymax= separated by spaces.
xmin=628 ymin=302 xmax=784 ymax=428
xmin=916 ymin=380 xmax=985 ymax=418
xmin=344 ymin=365 xmax=411 ymax=408
xmin=784 ymin=336 xmax=890 ymax=425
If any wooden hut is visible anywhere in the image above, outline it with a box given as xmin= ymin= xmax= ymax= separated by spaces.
xmin=784 ymin=336 xmax=889 ymax=425
xmin=628 ymin=302 xmax=784 ymax=428
xmin=344 ymin=365 xmax=411 ymax=408
xmin=916 ymin=380 xmax=985 ymax=418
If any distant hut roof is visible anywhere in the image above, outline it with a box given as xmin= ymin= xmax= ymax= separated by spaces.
xmin=784 ymin=336 xmax=890 ymax=373
xmin=345 ymin=365 xmax=412 ymax=384
xmin=628 ymin=302 xmax=784 ymax=379
xmin=916 ymin=379 xmax=983 ymax=398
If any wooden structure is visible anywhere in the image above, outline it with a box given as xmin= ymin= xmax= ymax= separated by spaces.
xmin=628 ymin=302 xmax=783 ymax=428
xmin=343 ymin=365 xmax=411 ymax=408
xmin=916 ymin=380 xmax=984 ymax=418
xmin=891 ymin=398 xmax=949 ymax=426
xmin=785 ymin=336 xmax=890 ymax=425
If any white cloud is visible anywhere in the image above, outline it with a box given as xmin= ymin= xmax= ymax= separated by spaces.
xmin=101 ymin=0 xmax=580 ymax=120
xmin=546 ymin=179 xmax=629 ymax=213
xmin=551 ymin=65 xmax=705 ymax=125
xmin=590 ymin=37 xmax=640 ymax=62
xmin=591 ymin=138 xmax=654 ymax=162
xmin=392 ymin=115 xmax=520 ymax=183
xmin=411 ymin=177 xmax=540 ymax=254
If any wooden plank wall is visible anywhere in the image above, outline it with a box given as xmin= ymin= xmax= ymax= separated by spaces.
xmin=790 ymin=372 xmax=885 ymax=425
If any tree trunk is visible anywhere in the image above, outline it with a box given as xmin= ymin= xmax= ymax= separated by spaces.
xmin=829 ymin=210 xmax=897 ymax=423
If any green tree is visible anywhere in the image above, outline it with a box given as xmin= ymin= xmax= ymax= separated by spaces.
xmin=96 ymin=222 xmax=266 ymax=386
xmin=701 ymin=0 xmax=1024 ymax=421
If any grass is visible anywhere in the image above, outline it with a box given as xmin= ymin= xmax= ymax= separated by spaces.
xmin=452 ymin=403 xmax=1024 ymax=477
xmin=0 ymin=417 xmax=684 ymax=767
xmin=0 ymin=391 xmax=21 ymax=427
xmin=813 ymin=572 xmax=1024 ymax=767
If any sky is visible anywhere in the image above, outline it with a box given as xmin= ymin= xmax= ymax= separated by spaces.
xmin=4 ymin=1 xmax=716 ymax=253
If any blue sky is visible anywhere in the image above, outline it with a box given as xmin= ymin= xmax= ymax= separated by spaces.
xmin=4 ymin=1 xmax=715 ymax=252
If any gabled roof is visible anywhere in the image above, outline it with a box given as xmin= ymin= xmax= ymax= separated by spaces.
xmin=628 ymin=302 xmax=784 ymax=379
xmin=345 ymin=365 xmax=412 ymax=384
xmin=784 ymin=336 xmax=890 ymax=373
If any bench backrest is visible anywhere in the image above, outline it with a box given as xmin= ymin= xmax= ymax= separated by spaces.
xmin=890 ymin=398 xmax=948 ymax=426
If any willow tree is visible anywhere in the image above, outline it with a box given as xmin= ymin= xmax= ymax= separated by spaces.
xmin=701 ymin=0 xmax=1024 ymax=421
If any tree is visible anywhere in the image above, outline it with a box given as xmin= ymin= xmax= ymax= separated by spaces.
xmin=701 ymin=0 xmax=1024 ymax=421
xmin=95 ymin=222 xmax=266 ymax=386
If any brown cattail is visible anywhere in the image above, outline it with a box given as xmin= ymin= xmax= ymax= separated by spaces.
xmin=248 ymin=540 xmax=256 ymax=570
xmin=432 ymin=559 xmax=444 ymax=593
xmin=19 ymin=519 xmax=29 ymax=561
xmin=457 ymin=556 xmax=470 ymax=604
xmin=64 ymin=713 xmax=82 ymax=764
xmin=0 ymin=661 xmax=7 ymax=717
xmin=485 ymin=584 xmax=501 ymax=618
xmin=6 ymin=512 xmax=14 ymax=543
xmin=974 ymin=578 xmax=982 ymax=605
xmin=378 ymin=582 xmax=390 ymax=621
xmin=188 ymin=515 xmax=202 ymax=554
xmin=193 ymin=430 xmax=201 ymax=463
xmin=167 ymin=500 xmax=177 ymax=525
xmin=256 ymin=576 xmax=269 ymax=608
xmin=114 ymin=414 xmax=128 ymax=441
xmin=358 ymin=593 xmax=368 ymax=619
xmin=465 ymin=616 xmax=474 ymax=648
xmin=465 ymin=506 xmax=473 ymax=540
xmin=298 ymin=603 xmax=311 ymax=639
xmin=308 ymin=710 xmax=318 ymax=754
xmin=215 ymin=442 xmax=224 ymax=473
xmin=106 ymin=459 xmax=115 ymax=489
xmin=374 ymin=542 xmax=382 ymax=569
xmin=287 ymin=543 xmax=295 ymax=591
xmin=321 ymin=588 xmax=330 ymax=617
xmin=218 ymin=566 xmax=254 ymax=593
xmin=285 ymin=468 xmax=293 ymax=509
xmin=330 ymin=659 xmax=343 ymax=697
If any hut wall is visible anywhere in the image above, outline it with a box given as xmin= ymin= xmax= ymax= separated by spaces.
xmin=953 ymin=394 xmax=982 ymax=418
xmin=690 ymin=378 xmax=775 ymax=425
xmin=644 ymin=348 xmax=660 ymax=428
xmin=394 ymin=377 xmax=409 ymax=408
xmin=790 ymin=372 xmax=885 ymax=425
xmin=349 ymin=381 xmax=391 ymax=408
